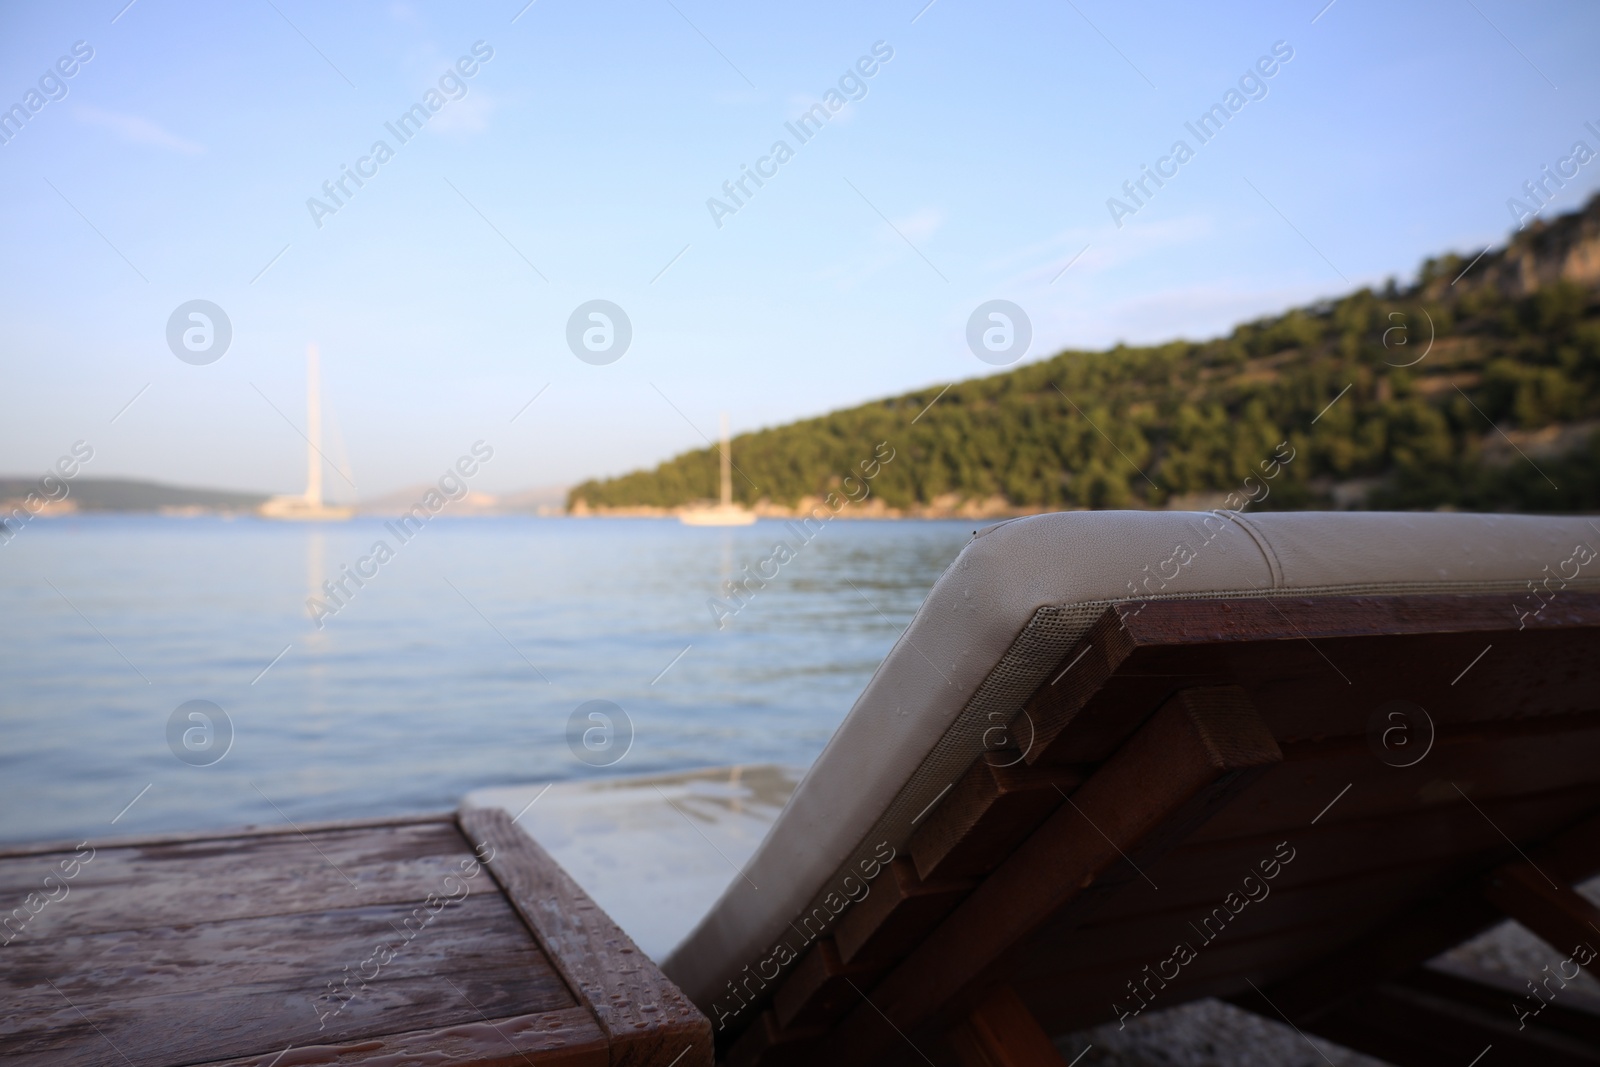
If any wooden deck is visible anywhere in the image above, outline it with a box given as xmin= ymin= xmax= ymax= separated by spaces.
xmin=0 ymin=808 xmax=711 ymax=1066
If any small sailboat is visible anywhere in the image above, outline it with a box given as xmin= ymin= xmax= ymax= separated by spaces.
xmin=260 ymin=343 xmax=355 ymax=521
xmin=679 ymin=414 xmax=756 ymax=526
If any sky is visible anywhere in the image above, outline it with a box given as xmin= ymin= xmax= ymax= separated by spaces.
xmin=2 ymin=0 xmax=1599 ymax=499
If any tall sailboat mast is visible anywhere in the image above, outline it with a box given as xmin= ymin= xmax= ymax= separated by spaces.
xmin=719 ymin=412 xmax=732 ymax=509
xmin=256 ymin=342 xmax=352 ymax=520
xmin=677 ymin=411 xmax=755 ymax=525
xmin=305 ymin=343 xmax=323 ymax=508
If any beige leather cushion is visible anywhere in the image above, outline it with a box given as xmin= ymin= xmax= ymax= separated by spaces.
xmin=661 ymin=510 xmax=1600 ymax=1010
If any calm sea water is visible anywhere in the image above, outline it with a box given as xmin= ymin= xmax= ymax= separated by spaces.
xmin=0 ymin=515 xmax=973 ymax=845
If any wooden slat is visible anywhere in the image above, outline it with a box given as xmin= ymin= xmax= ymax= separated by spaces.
xmin=459 ymin=806 xmax=712 ymax=1067
xmin=1016 ymin=894 xmax=1599 ymax=1041
xmin=999 ymin=860 xmax=1600 ymax=1039
xmin=723 ymin=1009 xmax=824 ymax=1067
xmin=1018 ymin=915 xmax=1383 ymax=1037
xmin=1015 ymin=884 xmax=1567 ymax=1035
xmin=1033 ymin=629 xmax=1600 ymax=766
xmin=0 ymin=811 xmax=457 ymax=861
xmin=1117 ymin=591 xmax=1600 ymax=644
xmin=1300 ymin=961 xmax=1600 ymax=1067
xmin=1026 ymin=595 xmax=1600 ymax=768
xmin=833 ymin=858 xmax=972 ymax=969
xmin=1485 ymin=862 xmax=1600 ymax=961
xmin=188 ymin=1007 xmax=609 ymax=1067
xmin=1082 ymin=847 xmax=1463 ymax=937
xmin=772 ymin=938 xmax=879 ymax=1032
xmin=1089 ymin=784 xmax=1600 ymax=924
xmin=909 ymin=755 xmax=1084 ymax=883
xmin=0 ymin=893 xmax=571 ymax=1065
xmin=1190 ymin=713 xmax=1600 ymax=844
xmin=1010 ymin=843 xmax=1587 ymax=1033
xmin=0 ymin=821 xmax=472 ymax=941
xmin=822 ymin=686 xmax=1282 ymax=1066
xmin=1021 ymin=618 xmax=1138 ymax=767
xmin=1032 ymin=864 xmax=1449 ymax=981
xmin=1241 ymin=807 xmax=1600 ymax=1023
xmin=946 ymin=985 xmax=1070 ymax=1067
xmin=1413 ymin=960 xmax=1600 ymax=1043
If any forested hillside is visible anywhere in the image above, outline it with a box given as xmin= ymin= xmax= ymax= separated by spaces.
xmin=570 ymin=196 xmax=1600 ymax=515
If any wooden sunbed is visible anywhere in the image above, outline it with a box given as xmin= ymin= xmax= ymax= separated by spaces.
xmin=649 ymin=512 xmax=1600 ymax=1064
xmin=714 ymin=591 xmax=1600 ymax=1066
xmin=0 ymin=808 xmax=710 ymax=1066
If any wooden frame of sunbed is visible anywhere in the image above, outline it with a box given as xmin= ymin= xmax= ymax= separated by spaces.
xmin=720 ymin=591 xmax=1600 ymax=1067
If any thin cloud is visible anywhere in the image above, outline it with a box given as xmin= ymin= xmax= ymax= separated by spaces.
xmin=786 ymin=92 xmax=861 ymax=126
xmin=712 ymin=87 xmax=765 ymax=107
xmin=1037 ymin=279 xmax=1343 ymax=352
xmin=428 ymin=91 xmax=496 ymax=135
xmin=817 ymin=207 xmax=947 ymax=290
xmin=889 ymin=207 xmax=944 ymax=244
xmin=1001 ymin=214 xmax=1217 ymax=288
xmin=74 ymin=106 xmax=204 ymax=155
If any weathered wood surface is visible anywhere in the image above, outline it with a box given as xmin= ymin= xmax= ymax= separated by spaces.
xmin=0 ymin=813 xmax=709 ymax=1067
xmin=0 ymin=812 xmax=458 ymax=862
xmin=0 ymin=820 xmax=472 ymax=942
xmin=191 ymin=1007 xmax=610 ymax=1067
xmin=461 ymin=805 xmax=714 ymax=1067
xmin=2 ymin=894 xmax=571 ymax=1064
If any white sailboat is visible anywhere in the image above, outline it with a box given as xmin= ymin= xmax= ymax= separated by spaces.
xmin=679 ymin=414 xmax=756 ymax=526
xmin=260 ymin=343 xmax=355 ymax=521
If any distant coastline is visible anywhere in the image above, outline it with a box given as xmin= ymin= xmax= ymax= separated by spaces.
xmin=0 ymin=477 xmax=1463 ymax=523
xmin=0 ymin=477 xmax=568 ymax=521
xmin=570 ymin=489 xmax=1267 ymax=521
xmin=0 ymin=476 xmax=268 ymax=518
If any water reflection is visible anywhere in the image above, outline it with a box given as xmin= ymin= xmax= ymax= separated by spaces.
xmin=0 ymin=517 xmax=972 ymax=843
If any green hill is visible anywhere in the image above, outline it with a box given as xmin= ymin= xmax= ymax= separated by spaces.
xmin=571 ymin=196 xmax=1600 ymax=516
